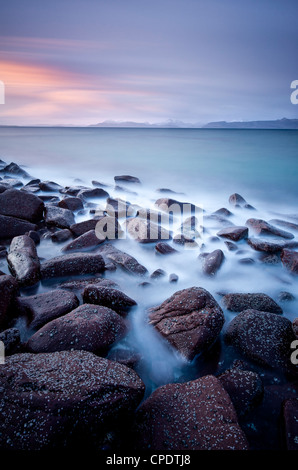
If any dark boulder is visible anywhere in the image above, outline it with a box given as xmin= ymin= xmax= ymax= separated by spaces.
xmin=40 ymin=252 xmax=105 ymax=280
xmin=149 ymin=287 xmax=224 ymax=360
xmin=39 ymin=181 xmax=63 ymax=192
xmin=77 ymin=187 xmax=109 ymax=200
xmin=114 ymin=175 xmax=141 ymax=184
xmin=224 ymin=309 xmax=296 ymax=370
xmin=44 ymin=206 xmax=75 ymax=229
xmin=218 ymin=367 xmax=264 ymax=416
xmin=222 ymin=292 xmax=283 ymax=314
xmin=247 ymin=237 xmax=285 ymax=253
xmin=134 ymin=375 xmax=249 ymax=450
xmin=229 ymin=193 xmax=247 ymax=207
xmin=58 ymin=197 xmax=84 ymax=211
xmin=0 ymin=188 xmax=44 ymax=222
xmin=7 ymin=235 xmax=40 ymax=286
xmin=50 ymin=229 xmax=73 ymax=243
xmin=0 ymin=327 xmax=21 ymax=355
xmin=70 ymin=218 xmax=103 ymax=237
xmin=15 ymin=289 xmax=79 ymax=330
xmin=82 ymin=286 xmax=136 ymax=315
xmin=0 ymin=275 xmax=18 ymax=328
xmin=200 ymin=249 xmax=224 ymax=275
xmin=0 ymin=350 xmax=144 ymax=450
xmin=155 ymin=242 xmax=178 ymax=255
xmin=283 ymin=398 xmax=298 ymax=450
xmin=217 ymin=226 xmax=248 ymax=241
xmin=126 ymin=217 xmax=170 ymax=243
xmin=62 ymin=229 xmax=104 ymax=252
xmin=26 ymin=304 xmax=126 ymax=354
xmin=98 ymin=243 xmax=148 ymax=276
xmin=0 ymin=162 xmax=30 ymax=178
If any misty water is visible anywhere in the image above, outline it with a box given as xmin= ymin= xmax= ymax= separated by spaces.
xmin=0 ymin=127 xmax=298 ymax=395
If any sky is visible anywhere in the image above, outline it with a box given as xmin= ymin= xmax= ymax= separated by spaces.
xmin=0 ymin=0 xmax=297 ymax=126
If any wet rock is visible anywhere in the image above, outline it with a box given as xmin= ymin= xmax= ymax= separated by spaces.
xmin=225 ymin=240 xmax=238 ymax=251
xmin=26 ymin=304 xmax=126 ymax=355
xmin=149 ymin=287 xmax=225 ymax=360
xmin=58 ymin=197 xmax=84 ymax=211
xmin=238 ymin=257 xmax=255 ymax=265
xmin=40 ymin=252 xmax=105 ymax=280
xmin=59 ymin=185 xmax=88 ymax=196
xmin=200 ymin=249 xmax=224 ymax=275
xmin=169 ymin=273 xmax=178 ymax=283
xmin=15 ymin=289 xmax=79 ymax=330
xmin=213 ymin=207 xmax=233 ymax=217
xmin=92 ymin=180 xmax=110 ymax=188
xmin=108 ymin=349 xmax=142 ymax=369
xmin=0 ymin=327 xmax=21 ymax=355
xmin=114 ymin=175 xmax=141 ymax=184
xmin=0 ymin=350 xmax=144 ymax=450
xmin=283 ymin=398 xmax=298 ymax=450
xmin=1 ymin=177 xmax=23 ymax=188
xmin=7 ymin=235 xmax=40 ymax=287
xmin=134 ymin=375 xmax=249 ymax=450
xmin=94 ymin=215 xmax=124 ymax=241
xmin=222 ymin=292 xmax=282 ymax=314
xmin=218 ymin=368 xmax=263 ymax=416
xmin=98 ymin=244 xmax=148 ymax=276
xmin=247 ymin=237 xmax=285 ymax=253
xmin=0 ymin=275 xmax=18 ymax=328
xmin=246 ymin=218 xmax=294 ymax=240
xmin=106 ymin=197 xmax=135 ymax=218
xmin=44 ymin=205 xmax=75 ymax=229
xmin=278 ymin=291 xmax=295 ymax=302
xmin=217 ymin=226 xmax=248 ymax=241
xmin=126 ymin=217 xmax=170 ymax=243
xmin=229 ymin=193 xmax=247 ymax=207
xmin=281 ymin=249 xmax=298 ymax=274
xmin=77 ymin=187 xmax=109 ymax=200
xmin=155 ymin=242 xmax=178 ymax=255
xmin=62 ymin=229 xmax=104 ymax=252
xmin=70 ymin=218 xmax=103 ymax=237
xmin=51 ymin=229 xmax=73 ymax=243
xmin=150 ymin=268 xmax=166 ymax=279
xmin=82 ymin=286 xmax=136 ymax=315
xmin=224 ymin=309 xmax=296 ymax=370
xmin=0 ymin=188 xmax=44 ymax=222
xmin=0 ymin=162 xmax=30 ymax=178
xmin=155 ymin=197 xmax=200 ymax=217
xmin=39 ymin=181 xmax=63 ymax=192
xmin=56 ymin=277 xmax=119 ymax=295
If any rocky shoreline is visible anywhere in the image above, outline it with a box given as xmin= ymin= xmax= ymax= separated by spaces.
xmin=0 ymin=159 xmax=298 ymax=451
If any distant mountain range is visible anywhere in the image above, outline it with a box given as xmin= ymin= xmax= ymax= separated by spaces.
xmin=89 ymin=118 xmax=298 ymax=129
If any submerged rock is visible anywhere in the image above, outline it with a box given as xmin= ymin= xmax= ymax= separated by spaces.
xmin=224 ymin=309 xmax=296 ymax=370
xmin=7 ymin=235 xmax=40 ymax=287
xmin=134 ymin=375 xmax=249 ymax=450
xmin=0 ymin=188 xmax=44 ymax=222
xmin=26 ymin=303 xmax=126 ymax=354
xmin=15 ymin=289 xmax=79 ymax=330
xmin=149 ymin=287 xmax=224 ymax=360
xmin=155 ymin=241 xmax=178 ymax=255
xmin=222 ymin=292 xmax=283 ymax=314
xmin=126 ymin=217 xmax=170 ymax=243
xmin=0 ymin=162 xmax=30 ymax=178
xmin=228 ymin=193 xmax=247 ymax=207
xmin=40 ymin=252 xmax=105 ymax=280
xmin=0 ymin=350 xmax=145 ymax=450
xmin=247 ymin=237 xmax=285 ymax=253
xmin=114 ymin=175 xmax=141 ymax=184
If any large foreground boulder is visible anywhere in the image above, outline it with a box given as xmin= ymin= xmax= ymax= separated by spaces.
xmin=224 ymin=309 xmax=296 ymax=371
xmin=40 ymin=252 xmax=105 ymax=279
xmin=148 ymin=287 xmax=224 ymax=360
xmin=0 ymin=351 xmax=145 ymax=450
xmin=134 ymin=375 xmax=249 ymax=450
xmin=7 ymin=235 xmax=40 ymax=286
xmin=26 ymin=303 xmax=126 ymax=354
xmin=0 ymin=188 xmax=44 ymax=222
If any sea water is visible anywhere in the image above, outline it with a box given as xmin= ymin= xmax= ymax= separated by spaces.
xmin=0 ymin=127 xmax=298 ymax=392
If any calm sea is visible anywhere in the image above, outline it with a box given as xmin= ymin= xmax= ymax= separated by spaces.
xmin=0 ymin=127 xmax=297 ymax=213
